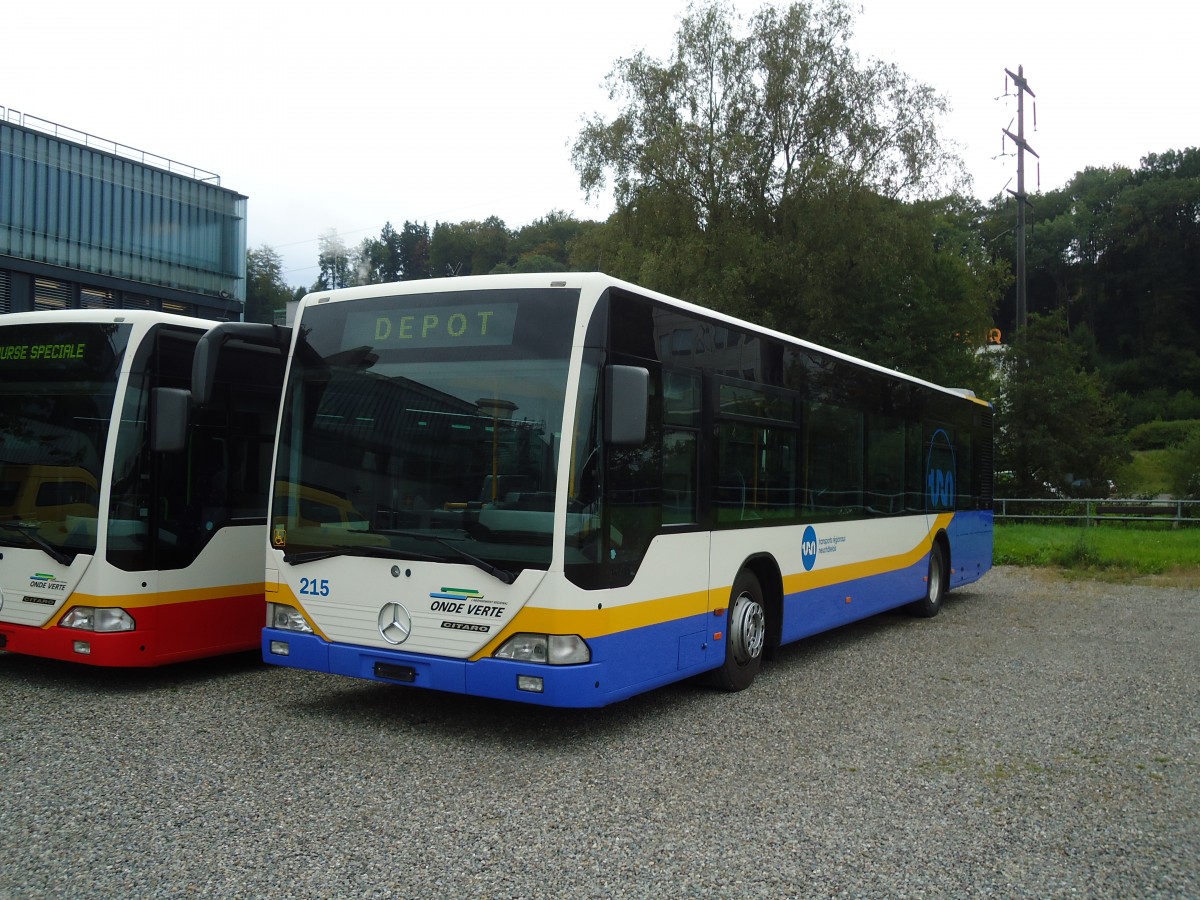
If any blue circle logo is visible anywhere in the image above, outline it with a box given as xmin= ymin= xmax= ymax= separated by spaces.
xmin=926 ymin=429 xmax=956 ymax=511
xmin=801 ymin=525 xmax=818 ymax=571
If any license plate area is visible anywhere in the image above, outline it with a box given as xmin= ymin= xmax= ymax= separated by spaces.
xmin=374 ymin=661 xmax=416 ymax=683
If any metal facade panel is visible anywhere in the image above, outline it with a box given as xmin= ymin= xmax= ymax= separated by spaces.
xmin=0 ymin=120 xmax=246 ymax=302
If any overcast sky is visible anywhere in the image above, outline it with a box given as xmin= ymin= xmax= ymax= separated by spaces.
xmin=6 ymin=0 xmax=1194 ymax=289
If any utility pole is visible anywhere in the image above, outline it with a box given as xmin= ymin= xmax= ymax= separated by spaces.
xmin=1004 ymin=65 xmax=1038 ymax=331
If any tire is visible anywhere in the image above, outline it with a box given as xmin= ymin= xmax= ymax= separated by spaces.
xmin=708 ymin=569 xmax=766 ymax=692
xmin=909 ymin=541 xmax=947 ymax=618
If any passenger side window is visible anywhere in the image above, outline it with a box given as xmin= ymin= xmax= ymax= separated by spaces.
xmin=865 ymin=412 xmax=906 ymax=515
xmin=715 ymin=380 xmax=798 ymax=525
xmin=804 ymin=401 xmax=863 ymax=519
xmin=662 ymin=371 xmax=700 ymax=526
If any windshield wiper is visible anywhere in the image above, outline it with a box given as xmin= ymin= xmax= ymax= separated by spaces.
xmin=0 ymin=522 xmax=73 ymax=566
xmin=354 ymin=528 xmax=517 ymax=585
xmin=284 ymin=544 xmax=441 ymax=566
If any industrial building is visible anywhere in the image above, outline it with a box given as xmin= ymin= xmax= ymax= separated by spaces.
xmin=1 ymin=108 xmax=247 ymax=320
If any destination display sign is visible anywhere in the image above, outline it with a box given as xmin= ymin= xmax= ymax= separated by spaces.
xmin=0 ymin=342 xmax=88 ymax=361
xmin=0 ymin=324 xmax=128 ymax=379
xmin=343 ymin=302 xmax=519 ymax=350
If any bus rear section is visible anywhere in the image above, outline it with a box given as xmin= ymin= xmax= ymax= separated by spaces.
xmin=0 ymin=311 xmax=284 ymax=666
xmin=261 ymin=274 xmax=992 ymax=706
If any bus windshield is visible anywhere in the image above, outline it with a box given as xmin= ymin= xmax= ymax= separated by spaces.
xmin=0 ymin=322 xmax=131 ymax=559
xmin=273 ymin=287 xmax=580 ymax=576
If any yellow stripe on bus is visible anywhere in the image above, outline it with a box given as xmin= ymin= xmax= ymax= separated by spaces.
xmin=475 ymin=588 xmax=714 ymax=655
xmin=781 ymin=513 xmax=952 ymax=594
xmin=474 ymin=514 xmax=954 ymax=659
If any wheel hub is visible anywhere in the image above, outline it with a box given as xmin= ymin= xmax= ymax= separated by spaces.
xmin=730 ymin=592 xmax=765 ymax=665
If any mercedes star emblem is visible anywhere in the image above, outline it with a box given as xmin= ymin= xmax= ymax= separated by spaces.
xmin=378 ymin=602 xmax=412 ymax=644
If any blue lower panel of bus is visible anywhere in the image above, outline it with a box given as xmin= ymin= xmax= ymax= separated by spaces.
xmin=947 ymin=510 xmax=994 ymax=588
xmin=263 ymin=613 xmax=719 ymax=709
xmin=780 ymin=558 xmax=926 ymax=645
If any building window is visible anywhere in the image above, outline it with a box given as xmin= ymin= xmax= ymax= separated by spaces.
xmin=34 ymin=278 xmax=71 ymax=310
xmin=81 ymin=287 xmax=115 ymax=309
xmin=162 ymin=300 xmax=195 ymax=316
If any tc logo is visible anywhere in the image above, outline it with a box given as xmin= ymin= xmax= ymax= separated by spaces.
xmin=926 ymin=429 xmax=956 ymax=511
xmin=801 ymin=525 xmax=818 ymax=572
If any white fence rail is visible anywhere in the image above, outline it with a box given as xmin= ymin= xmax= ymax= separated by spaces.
xmin=995 ymin=498 xmax=1200 ymax=527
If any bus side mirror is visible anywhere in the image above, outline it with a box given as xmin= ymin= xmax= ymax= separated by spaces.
xmin=151 ymin=387 xmax=191 ymax=453
xmin=606 ymin=365 xmax=649 ymax=446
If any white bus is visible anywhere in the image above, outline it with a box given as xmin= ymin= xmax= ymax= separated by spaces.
xmin=256 ymin=273 xmax=993 ymax=706
xmin=0 ymin=311 xmax=285 ymax=666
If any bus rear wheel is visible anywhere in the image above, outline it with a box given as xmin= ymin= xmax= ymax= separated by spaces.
xmin=909 ymin=541 xmax=947 ymax=618
xmin=709 ymin=569 xmax=766 ymax=692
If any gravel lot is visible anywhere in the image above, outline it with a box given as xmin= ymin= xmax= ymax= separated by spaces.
xmin=1 ymin=566 xmax=1196 ymax=899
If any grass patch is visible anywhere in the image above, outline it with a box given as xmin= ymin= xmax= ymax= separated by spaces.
xmin=1114 ymin=449 xmax=1173 ymax=497
xmin=994 ymin=523 xmax=1200 ymax=579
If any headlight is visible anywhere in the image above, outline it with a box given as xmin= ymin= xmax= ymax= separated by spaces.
xmin=494 ymin=633 xmax=590 ymax=665
xmin=267 ymin=602 xmax=313 ymax=634
xmin=59 ymin=607 xmax=136 ymax=633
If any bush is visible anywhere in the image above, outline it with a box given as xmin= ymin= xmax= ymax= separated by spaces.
xmin=1165 ymin=429 xmax=1200 ymax=499
xmin=1127 ymin=419 xmax=1200 ymax=451
xmin=1118 ymin=390 xmax=1200 ymax=427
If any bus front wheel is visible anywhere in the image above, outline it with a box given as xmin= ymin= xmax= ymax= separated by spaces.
xmin=709 ymin=569 xmax=766 ymax=692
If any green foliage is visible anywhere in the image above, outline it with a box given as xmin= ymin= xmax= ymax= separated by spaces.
xmin=397 ymin=221 xmax=431 ymax=280
xmin=312 ymin=229 xmax=351 ymax=291
xmin=573 ymin=0 xmax=961 ymax=221
xmin=568 ymin=0 xmax=998 ymax=390
xmin=763 ymin=191 xmax=1004 ymax=388
xmin=354 ymin=221 xmax=403 ymax=284
xmin=352 ymin=221 xmax=432 ymax=283
xmin=502 ymin=210 xmax=596 ymax=273
xmin=491 ymin=253 xmax=567 ymax=275
xmin=1117 ymin=389 xmax=1200 ymax=426
xmin=996 ymin=310 xmax=1127 ymax=496
xmin=428 ymin=216 xmax=511 ymax=277
xmin=1114 ymin=450 xmax=1172 ymax=498
xmin=989 ymin=147 xmax=1200 ymax=398
xmin=244 ymin=245 xmax=293 ymax=324
xmin=1127 ymin=419 xmax=1200 ymax=451
xmin=1164 ymin=429 xmax=1200 ymax=499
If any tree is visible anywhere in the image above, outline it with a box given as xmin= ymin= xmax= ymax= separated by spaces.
xmin=345 ymin=222 xmax=404 ymax=286
xmin=996 ymin=311 xmax=1126 ymax=497
xmin=569 ymin=0 xmax=995 ymax=388
xmin=349 ymin=236 xmax=380 ymax=286
xmin=398 ymin=221 xmax=432 ymax=280
xmin=493 ymin=211 xmax=598 ymax=273
xmin=428 ymin=216 xmax=512 ymax=277
xmin=376 ymin=222 xmax=404 ymax=282
xmin=573 ymin=0 xmax=960 ymax=232
xmin=244 ymin=244 xmax=293 ymax=324
xmin=985 ymin=148 xmax=1200 ymax=416
xmin=429 ymin=220 xmax=478 ymax=277
xmin=313 ymin=229 xmax=351 ymax=291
